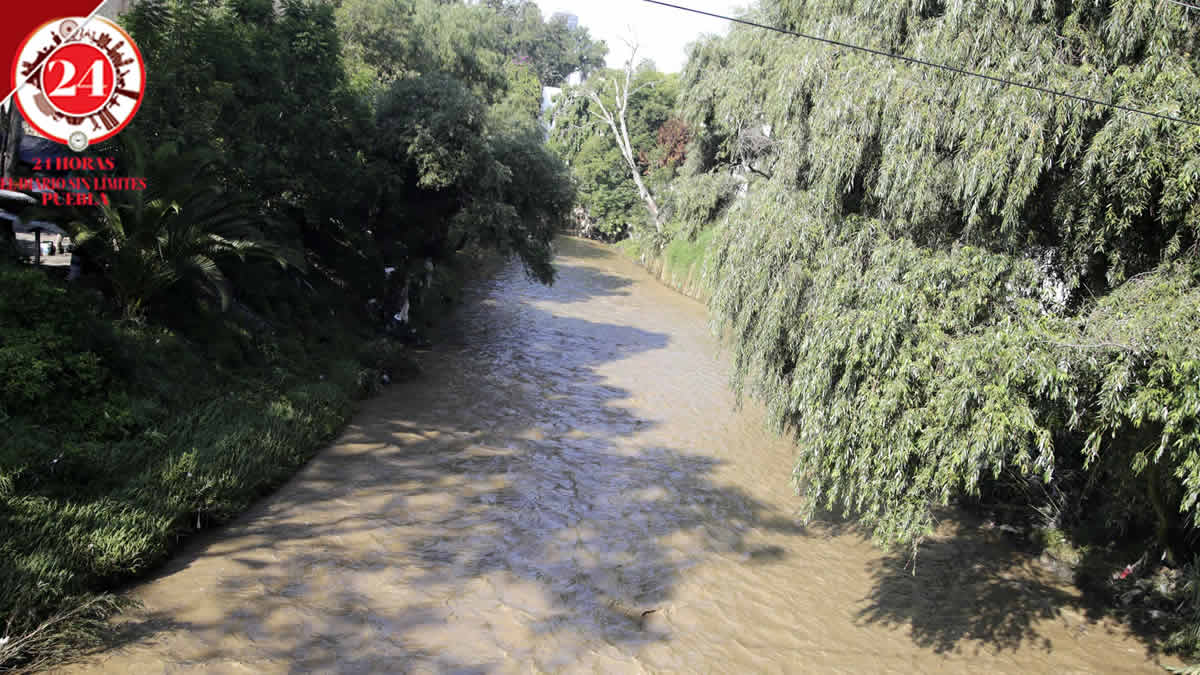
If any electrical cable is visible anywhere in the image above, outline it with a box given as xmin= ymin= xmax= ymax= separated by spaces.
xmin=1162 ymin=0 xmax=1200 ymax=13
xmin=641 ymin=0 xmax=1200 ymax=128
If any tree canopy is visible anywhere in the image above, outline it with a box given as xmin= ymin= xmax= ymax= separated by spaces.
xmin=115 ymin=0 xmax=576 ymax=318
xmin=483 ymin=0 xmax=609 ymax=86
xmin=644 ymin=0 xmax=1200 ymax=565
xmin=336 ymin=0 xmax=607 ymax=92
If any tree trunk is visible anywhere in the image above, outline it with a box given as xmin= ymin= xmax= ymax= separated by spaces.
xmin=618 ymin=121 xmax=660 ymax=227
xmin=597 ymin=107 xmax=661 ymax=231
xmin=1147 ymin=461 xmax=1177 ymax=566
xmin=1 ymin=101 xmax=21 ymax=179
xmin=585 ymin=41 xmax=664 ymax=234
xmin=1 ymin=102 xmax=22 ymax=259
xmin=630 ymin=166 xmax=660 ymax=227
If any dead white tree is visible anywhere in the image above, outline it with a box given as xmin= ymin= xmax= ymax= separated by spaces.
xmin=580 ymin=40 xmax=663 ymax=233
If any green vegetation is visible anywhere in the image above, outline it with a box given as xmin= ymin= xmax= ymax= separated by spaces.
xmin=1 ymin=0 xmax=595 ymax=667
xmin=549 ymin=62 xmax=685 ymax=240
xmin=482 ymin=0 xmax=608 ymax=86
xmin=624 ymin=223 xmax=717 ymax=299
xmin=2 ymin=263 xmax=347 ymax=618
xmin=66 ymin=143 xmax=301 ymax=319
xmin=678 ymin=0 xmax=1200 ymax=555
xmin=663 ymin=225 xmax=715 ymax=278
xmin=565 ymin=0 xmax=1200 ymax=658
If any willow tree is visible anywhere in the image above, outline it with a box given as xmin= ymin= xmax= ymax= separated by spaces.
xmin=668 ymin=0 xmax=1200 ymax=562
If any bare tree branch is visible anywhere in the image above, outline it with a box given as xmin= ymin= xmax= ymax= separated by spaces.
xmin=579 ymin=37 xmax=662 ymax=231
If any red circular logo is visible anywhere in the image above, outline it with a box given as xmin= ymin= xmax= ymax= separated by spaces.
xmin=11 ymin=17 xmax=146 ymax=150
xmin=41 ymin=43 xmax=117 ymax=117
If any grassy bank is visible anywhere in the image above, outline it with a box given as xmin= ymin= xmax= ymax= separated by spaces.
xmin=619 ymin=226 xmax=718 ymax=302
xmin=0 ymin=261 xmax=426 ymax=670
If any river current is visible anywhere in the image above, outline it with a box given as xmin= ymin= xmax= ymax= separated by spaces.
xmin=70 ymin=237 xmax=1161 ymax=673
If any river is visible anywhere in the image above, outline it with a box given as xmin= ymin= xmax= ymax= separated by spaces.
xmin=70 ymin=237 xmax=1162 ymax=673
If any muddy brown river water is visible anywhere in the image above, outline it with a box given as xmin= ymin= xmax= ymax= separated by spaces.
xmin=70 ymin=237 xmax=1165 ymax=673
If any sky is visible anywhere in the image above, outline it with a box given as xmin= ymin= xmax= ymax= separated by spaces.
xmin=533 ymin=0 xmax=748 ymax=74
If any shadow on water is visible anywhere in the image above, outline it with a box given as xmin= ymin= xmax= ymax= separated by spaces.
xmin=856 ymin=526 xmax=1072 ymax=654
xmin=554 ymin=236 xmax=617 ymax=262
xmin=82 ymin=238 xmax=1170 ymax=672
xmin=539 ymin=240 xmax=635 ymax=304
xmin=83 ymin=254 xmax=804 ymax=672
xmin=853 ymin=520 xmax=1169 ymax=663
xmin=801 ymin=495 xmax=1165 ymax=661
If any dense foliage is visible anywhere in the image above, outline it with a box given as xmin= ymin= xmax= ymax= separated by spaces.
xmin=482 ymin=0 xmax=608 ymax=86
xmin=122 ymin=0 xmax=578 ymax=314
xmin=337 ymin=0 xmax=606 ymax=92
xmin=0 ymin=262 xmax=366 ymax=667
xmin=662 ymin=0 xmax=1200 ymax=576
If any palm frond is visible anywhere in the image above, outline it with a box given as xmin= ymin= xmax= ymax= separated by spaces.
xmin=52 ymin=140 xmax=299 ymax=315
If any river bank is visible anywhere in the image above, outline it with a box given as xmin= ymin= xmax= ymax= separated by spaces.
xmin=56 ymin=236 xmax=1171 ymax=673
xmin=0 ymin=248 xmax=503 ymax=671
xmin=617 ymin=229 xmax=715 ymax=303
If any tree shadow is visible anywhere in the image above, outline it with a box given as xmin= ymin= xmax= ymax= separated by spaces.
xmin=554 ymin=235 xmax=617 ymax=262
xmin=535 ymin=236 xmax=635 ymax=303
xmin=78 ymin=254 xmax=806 ymax=671
xmin=545 ymin=262 xmax=634 ymax=303
xmin=855 ymin=518 xmax=1166 ymax=662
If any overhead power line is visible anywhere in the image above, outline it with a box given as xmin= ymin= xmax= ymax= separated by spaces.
xmin=641 ymin=0 xmax=1200 ymax=128
xmin=1162 ymin=0 xmax=1200 ymax=12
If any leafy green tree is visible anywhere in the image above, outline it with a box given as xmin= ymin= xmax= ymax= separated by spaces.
xmin=494 ymin=61 xmax=545 ymax=124
xmin=569 ymin=136 xmax=642 ymax=240
xmin=369 ymin=71 xmax=572 ymax=285
xmin=123 ymin=0 xmax=374 ymax=268
xmin=336 ymin=0 xmax=606 ymax=95
xmin=659 ymin=0 xmax=1200 ymax=565
xmin=484 ymin=0 xmax=608 ymax=85
xmin=117 ymin=0 xmax=576 ymax=323
xmin=334 ymin=0 xmax=426 ymax=86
